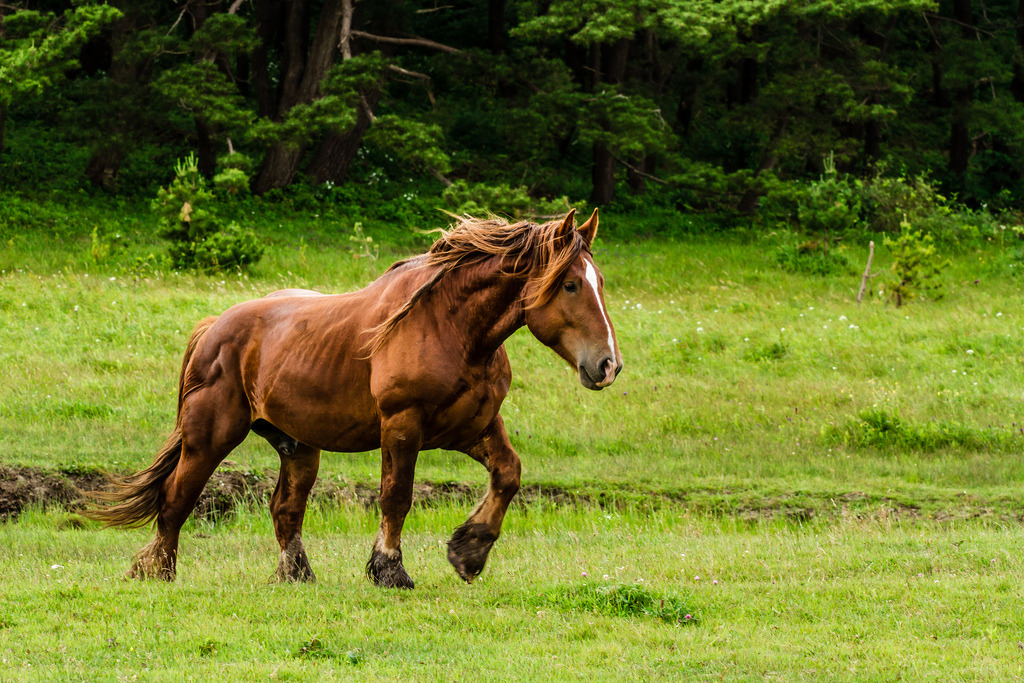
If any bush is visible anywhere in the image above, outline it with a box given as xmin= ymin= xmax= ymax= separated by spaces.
xmin=883 ymin=220 xmax=949 ymax=307
xmin=797 ymin=156 xmax=862 ymax=239
xmin=153 ymin=154 xmax=263 ymax=271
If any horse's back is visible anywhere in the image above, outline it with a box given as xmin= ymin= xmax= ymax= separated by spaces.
xmin=264 ymin=288 xmax=326 ymax=299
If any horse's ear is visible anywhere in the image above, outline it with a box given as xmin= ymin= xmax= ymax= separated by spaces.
xmin=577 ymin=208 xmax=598 ymax=246
xmin=554 ymin=209 xmax=576 ymax=244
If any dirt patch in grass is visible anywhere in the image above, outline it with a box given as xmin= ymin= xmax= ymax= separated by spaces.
xmin=2 ymin=465 xmax=1024 ymax=525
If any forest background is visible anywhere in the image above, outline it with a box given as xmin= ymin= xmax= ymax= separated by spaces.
xmin=3 ymin=0 xmax=1024 ymax=236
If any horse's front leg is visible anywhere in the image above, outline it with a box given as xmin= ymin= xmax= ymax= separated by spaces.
xmin=448 ymin=414 xmax=521 ymax=583
xmin=366 ymin=409 xmax=422 ymax=589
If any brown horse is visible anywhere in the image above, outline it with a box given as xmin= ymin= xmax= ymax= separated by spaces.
xmin=86 ymin=209 xmax=622 ymax=588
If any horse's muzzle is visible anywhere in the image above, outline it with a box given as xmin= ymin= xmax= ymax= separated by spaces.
xmin=579 ymin=357 xmax=622 ymax=390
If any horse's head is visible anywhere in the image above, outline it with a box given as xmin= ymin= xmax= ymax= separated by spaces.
xmin=525 ymin=209 xmax=623 ymax=390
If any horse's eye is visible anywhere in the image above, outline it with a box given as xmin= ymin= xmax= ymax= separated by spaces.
xmin=563 ymin=281 xmax=578 ymax=293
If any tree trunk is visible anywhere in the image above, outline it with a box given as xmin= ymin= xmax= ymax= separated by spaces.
xmin=83 ymin=13 xmax=139 ymax=188
xmin=857 ymin=17 xmax=890 ymax=167
xmin=488 ymin=0 xmax=506 ymax=53
xmin=306 ymin=91 xmax=381 ymax=183
xmin=1013 ymin=0 xmax=1024 ymax=102
xmin=737 ymin=117 xmax=788 ymax=214
xmin=252 ymin=0 xmax=284 ymax=118
xmin=255 ymin=144 xmax=304 ymax=192
xmin=195 ymin=118 xmax=217 ymax=178
xmin=253 ymin=0 xmax=347 ymax=193
xmin=864 ymin=114 xmax=882 ymax=163
xmin=587 ymin=38 xmax=631 ymax=206
xmin=626 ymin=156 xmax=655 ymax=195
xmin=948 ymin=0 xmax=974 ymax=176
xmin=85 ymin=145 xmax=124 ymax=189
xmin=589 ymin=142 xmax=616 ymax=205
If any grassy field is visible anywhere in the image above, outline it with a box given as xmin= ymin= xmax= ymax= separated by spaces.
xmin=2 ymin=206 xmax=1024 ymax=678
xmin=3 ymin=506 xmax=1024 ymax=680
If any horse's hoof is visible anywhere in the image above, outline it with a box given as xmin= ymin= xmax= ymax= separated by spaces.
xmin=366 ymin=548 xmax=415 ymax=589
xmin=447 ymin=521 xmax=497 ymax=583
xmin=274 ymin=541 xmax=317 ymax=583
xmin=124 ymin=562 xmax=174 ymax=581
xmin=273 ymin=564 xmax=317 ymax=583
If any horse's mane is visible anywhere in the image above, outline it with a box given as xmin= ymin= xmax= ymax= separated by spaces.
xmin=366 ymin=214 xmax=586 ymax=355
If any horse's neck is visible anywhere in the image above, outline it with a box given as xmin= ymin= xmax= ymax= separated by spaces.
xmin=441 ymin=261 xmax=526 ymax=360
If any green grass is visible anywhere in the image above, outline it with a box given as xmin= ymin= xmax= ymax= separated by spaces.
xmin=4 ymin=207 xmax=1024 ymax=677
xmin=2 ymin=506 xmax=1023 ymax=679
xmin=2 ymin=220 xmax=1024 ymax=510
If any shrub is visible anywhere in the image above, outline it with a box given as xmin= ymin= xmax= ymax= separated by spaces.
xmin=153 ymin=154 xmax=263 ymax=271
xmin=796 ymin=155 xmax=862 ymax=241
xmin=883 ymin=219 xmax=949 ymax=307
xmin=212 ymin=152 xmax=254 ymax=196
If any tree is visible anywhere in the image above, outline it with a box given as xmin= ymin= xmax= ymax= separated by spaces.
xmin=0 ymin=2 xmax=120 ymax=157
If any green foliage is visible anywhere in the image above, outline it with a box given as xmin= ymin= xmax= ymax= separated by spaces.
xmin=89 ymin=224 xmax=129 ymax=263
xmin=0 ymin=3 xmax=121 ymax=108
xmin=151 ymin=62 xmax=253 ymax=134
xmin=441 ymin=180 xmax=572 ymax=218
xmin=4 ymin=0 xmax=1024 ymax=217
xmin=152 ymin=154 xmax=263 ymax=271
xmin=883 ymin=220 xmax=949 ymax=307
xmin=366 ymin=115 xmax=450 ymax=174
xmin=212 ymin=153 xmax=254 ymax=195
xmin=249 ymin=54 xmax=386 ymax=146
xmin=797 ymin=155 xmax=862 ymax=236
xmin=576 ymin=88 xmax=674 ymax=161
xmin=861 ymin=174 xmax=954 ymax=234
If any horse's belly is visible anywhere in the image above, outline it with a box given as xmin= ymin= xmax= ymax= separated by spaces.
xmin=259 ymin=395 xmax=382 ymax=453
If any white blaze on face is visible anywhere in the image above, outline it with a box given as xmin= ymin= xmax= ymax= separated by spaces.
xmin=583 ymin=257 xmax=616 ymax=359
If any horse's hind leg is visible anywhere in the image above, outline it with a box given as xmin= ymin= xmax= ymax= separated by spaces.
xmin=270 ymin=443 xmax=321 ymax=582
xmin=448 ymin=415 xmax=521 ymax=583
xmin=129 ymin=390 xmax=249 ymax=580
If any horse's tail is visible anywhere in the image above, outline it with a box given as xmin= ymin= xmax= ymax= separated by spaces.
xmin=83 ymin=316 xmax=219 ymax=528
